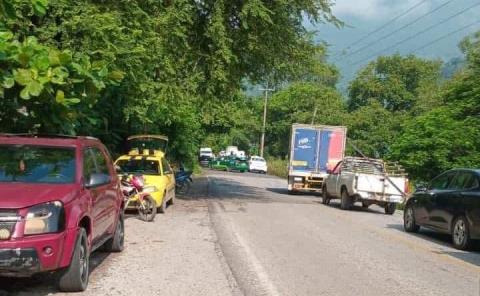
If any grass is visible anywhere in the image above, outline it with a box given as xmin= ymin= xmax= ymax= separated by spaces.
xmin=267 ymin=158 xmax=288 ymax=179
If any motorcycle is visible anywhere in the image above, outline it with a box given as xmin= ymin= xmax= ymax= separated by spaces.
xmin=121 ymin=174 xmax=157 ymax=222
xmin=175 ymin=170 xmax=193 ymax=195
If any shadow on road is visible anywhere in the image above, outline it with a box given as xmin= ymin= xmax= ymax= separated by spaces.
xmin=386 ymin=223 xmax=480 ymax=267
xmin=0 ymin=250 xmax=111 ymax=295
xmin=325 ymin=200 xmax=387 ymax=215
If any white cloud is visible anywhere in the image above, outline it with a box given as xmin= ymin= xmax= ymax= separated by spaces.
xmin=332 ymin=0 xmax=432 ymax=20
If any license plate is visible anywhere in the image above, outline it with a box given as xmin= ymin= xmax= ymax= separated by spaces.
xmin=294 ymin=184 xmax=303 ymax=189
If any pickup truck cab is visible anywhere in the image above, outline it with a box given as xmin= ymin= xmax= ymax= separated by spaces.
xmin=322 ymin=157 xmax=408 ymax=215
xmin=0 ymin=134 xmax=124 ymax=291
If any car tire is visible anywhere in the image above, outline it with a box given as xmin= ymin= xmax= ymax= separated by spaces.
xmin=403 ymin=204 xmax=420 ymax=233
xmin=340 ymin=188 xmax=352 ymax=210
xmin=361 ymin=202 xmax=369 ymax=208
xmin=452 ymin=216 xmax=470 ymax=250
xmin=158 ymin=192 xmax=167 ymax=214
xmin=321 ymin=186 xmax=330 ymax=205
xmin=103 ymin=213 xmax=125 ymax=252
xmin=384 ymin=203 xmax=396 ymax=215
xmin=58 ymin=228 xmax=89 ymax=292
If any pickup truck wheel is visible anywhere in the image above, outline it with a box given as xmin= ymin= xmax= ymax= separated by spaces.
xmin=58 ymin=228 xmax=89 ymax=292
xmin=385 ymin=203 xmax=396 ymax=215
xmin=340 ymin=189 xmax=352 ymax=210
xmin=102 ymin=213 xmax=125 ymax=252
xmin=452 ymin=216 xmax=470 ymax=250
xmin=321 ymin=187 xmax=330 ymax=205
xmin=404 ymin=204 xmax=420 ymax=233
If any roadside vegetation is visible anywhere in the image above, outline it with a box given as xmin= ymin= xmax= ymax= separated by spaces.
xmin=1 ymin=1 xmax=479 ymax=182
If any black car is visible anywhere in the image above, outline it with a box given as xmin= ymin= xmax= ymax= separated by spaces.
xmin=403 ymin=169 xmax=480 ymax=250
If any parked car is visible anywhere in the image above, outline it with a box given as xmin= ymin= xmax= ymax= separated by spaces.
xmin=0 ymin=134 xmax=124 ymax=292
xmin=322 ymin=157 xmax=408 ymax=215
xmin=249 ymin=156 xmax=267 ymax=174
xmin=403 ymin=169 xmax=480 ymax=250
xmin=115 ymin=136 xmax=175 ymax=213
xmin=209 ymin=156 xmax=248 ymax=173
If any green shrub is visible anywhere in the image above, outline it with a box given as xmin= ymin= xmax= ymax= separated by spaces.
xmin=267 ymin=158 xmax=288 ymax=179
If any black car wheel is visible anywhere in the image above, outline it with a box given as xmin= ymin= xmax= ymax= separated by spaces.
xmin=384 ymin=203 xmax=396 ymax=215
xmin=340 ymin=189 xmax=352 ymax=210
xmin=321 ymin=186 xmax=330 ymax=205
xmin=403 ymin=204 xmax=420 ymax=233
xmin=58 ymin=228 xmax=89 ymax=292
xmin=103 ymin=213 xmax=125 ymax=252
xmin=452 ymin=216 xmax=470 ymax=250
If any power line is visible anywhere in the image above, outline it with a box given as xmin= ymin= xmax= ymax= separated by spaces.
xmin=412 ymin=20 xmax=480 ymax=53
xmin=351 ymin=2 xmax=480 ymax=66
xmin=333 ymin=0 xmax=429 ymax=58
xmin=337 ymin=0 xmax=454 ymax=61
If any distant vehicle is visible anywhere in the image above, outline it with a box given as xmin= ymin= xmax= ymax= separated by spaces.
xmin=249 ymin=156 xmax=267 ymax=174
xmin=210 ymin=156 xmax=248 ymax=173
xmin=404 ymin=169 xmax=480 ymax=250
xmin=0 ymin=134 xmax=124 ymax=292
xmin=288 ymin=124 xmax=347 ymax=194
xmin=199 ymin=147 xmax=214 ymax=167
xmin=219 ymin=150 xmax=226 ymax=157
xmin=116 ymin=135 xmax=175 ymax=213
xmin=226 ymin=146 xmax=239 ymax=156
xmin=237 ymin=150 xmax=246 ymax=157
xmin=322 ymin=157 xmax=408 ymax=215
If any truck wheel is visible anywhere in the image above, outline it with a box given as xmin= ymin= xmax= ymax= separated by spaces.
xmin=340 ymin=189 xmax=352 ymax=210
xmin=321 ymin=187 xmax=330 ymax=205
xmin=404 ymin=204 xmax=420 ymax=233
xmin=58 ymin=228 xmax=89 ymax=292
xmin=361 ymin=202 xmax=369 ymax=208
xmin=102 ymin=213 xmax=125 ymax=252
xmin=385 ymin=203 xmax=396 ymax=215
xmin=452 ymin=216 xmax=470 ymax=250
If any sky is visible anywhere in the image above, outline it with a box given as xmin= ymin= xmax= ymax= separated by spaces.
xmin=312 ymin=0 xmax=480 ymax=90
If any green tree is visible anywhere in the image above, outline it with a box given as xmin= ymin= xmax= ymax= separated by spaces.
xmin=348 ymin=54 xmax=442 ymax=112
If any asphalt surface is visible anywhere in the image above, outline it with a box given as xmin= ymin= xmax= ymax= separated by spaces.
xmin=1 ymin=169 xmax=480 ymax=295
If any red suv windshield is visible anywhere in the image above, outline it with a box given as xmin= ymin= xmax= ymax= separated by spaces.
xmin=0 ymin=145 xmax=76 ymax=184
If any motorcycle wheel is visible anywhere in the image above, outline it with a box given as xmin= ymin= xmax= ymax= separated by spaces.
xmin=176 ymin=182 xmax=190 ymax=195
xmin=138 ymin=195 xmax=156 ymax=222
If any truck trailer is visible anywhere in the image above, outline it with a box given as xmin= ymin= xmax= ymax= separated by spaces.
xmin=288 ymin=124 xmax=347 ymax=194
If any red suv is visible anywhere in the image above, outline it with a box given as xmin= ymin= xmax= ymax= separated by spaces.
xmin=0 ymin=134 xmax=125 ymax=291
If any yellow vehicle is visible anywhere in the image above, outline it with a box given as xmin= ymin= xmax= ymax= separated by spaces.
xmin=115 ymin=135 xmax=175 ymax=213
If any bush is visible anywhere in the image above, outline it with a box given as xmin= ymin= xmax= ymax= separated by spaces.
xmin=267 ymin=158 xmax=288 ymax=179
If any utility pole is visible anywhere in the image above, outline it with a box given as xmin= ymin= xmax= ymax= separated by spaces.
xmin=311 ymin=106 xmax=318 ymax=125
xmin=259 ymin=85 xmax=274 ymax=158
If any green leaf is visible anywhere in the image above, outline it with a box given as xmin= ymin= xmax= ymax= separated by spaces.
xmin=27 ymin=80 xmax=43 ymax=97
xmin=31 ymin=0 xmax=48 ymax=16
xmin=20 ymin=87 xmax=30 ymax=100
xmin=65 ymin=98 xmax=80 ymax=104
xmin=58 ymin=51 xmax=72 ymax=65
xmin=0 ymin=31 xmax=13 ymax=41
xmin=3 ymin=76 xmax=14 ymax=88
xmin=55 ymin=90 xmax=64 ymax=103
xmin=48 ymin=51 xmax=60 ymax=66
xmin=14 ymin=69 xmax=33 ymax=86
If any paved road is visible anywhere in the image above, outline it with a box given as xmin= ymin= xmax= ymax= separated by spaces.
xmin=2 ymin=170 xmax=480 ymax=295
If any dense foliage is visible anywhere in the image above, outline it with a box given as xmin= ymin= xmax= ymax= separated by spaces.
xmin=0 ymin=0 xmax=339 ymax=164
xmin=2 ymin=1 xmax=479 ymax=181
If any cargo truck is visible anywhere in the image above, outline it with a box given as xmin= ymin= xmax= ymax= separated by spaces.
xmin=288 ymin=124 xmax=347 ymax=194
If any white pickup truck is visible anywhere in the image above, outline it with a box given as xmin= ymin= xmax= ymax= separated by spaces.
xmin=322 ymin=157 xmax=408 ymax=215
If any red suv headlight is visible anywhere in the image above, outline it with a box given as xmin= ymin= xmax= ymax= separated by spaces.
xmin=24 ymin=201 xmax=65 ymax=236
